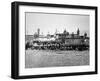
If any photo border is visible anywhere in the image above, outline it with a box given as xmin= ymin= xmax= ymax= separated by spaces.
xmin=11 ymin=1 xmax=98 ymax=79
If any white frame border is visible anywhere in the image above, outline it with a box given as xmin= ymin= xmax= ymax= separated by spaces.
xmin=19 ymin=5 xmax=95 ymax=76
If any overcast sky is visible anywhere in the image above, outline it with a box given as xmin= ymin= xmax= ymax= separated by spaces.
xmin=25 ymin=12 xmax=89 ymax=36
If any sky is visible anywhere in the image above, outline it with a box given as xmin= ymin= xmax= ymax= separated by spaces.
xmin=25 ymin=12 xmax=89 ymax=36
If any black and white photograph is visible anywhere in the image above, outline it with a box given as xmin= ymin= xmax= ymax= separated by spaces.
xmin=25 ymin=12 xmax=90 ymax=68
xmin=11 ymin=2 xmax=97 ymax=79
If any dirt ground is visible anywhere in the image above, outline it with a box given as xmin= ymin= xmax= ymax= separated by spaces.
xmin=25 ymin=50 xmax=89 ymax=68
